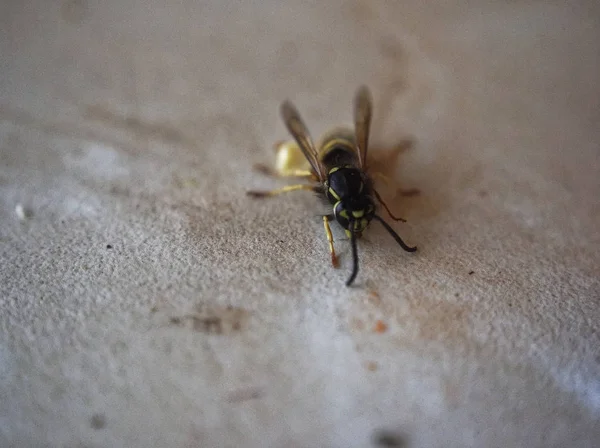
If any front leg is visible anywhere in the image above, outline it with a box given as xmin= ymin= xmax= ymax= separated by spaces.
xmin=247 ymin=184 xmax=320 ymax=198
xmin=253 ymin=164 xmax=315 ymax=179
xmin=323 ymin=214 xmax=339 ymax=268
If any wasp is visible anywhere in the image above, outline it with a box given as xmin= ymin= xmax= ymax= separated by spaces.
xmin=248 ymin=86 xmax=416 ymax=286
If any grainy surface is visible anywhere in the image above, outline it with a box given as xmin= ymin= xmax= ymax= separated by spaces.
xmin=1 ymin=1 xmax=600 ymax=447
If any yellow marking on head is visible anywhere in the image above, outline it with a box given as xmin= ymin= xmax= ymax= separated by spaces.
xmin=360 ymin=218 xmax=369 ymax=230
xmin=352 ymin=210 xmax=365 ymax=218
xmin=345 ymin=229 xmax=352 ymax=238
xmin=328 ymin=166 xmax=340 ymax=174
xmin=339 ymin=209 xmax=349 ymax=219
xmin=328 ymin=187 xmax=341 ymax=201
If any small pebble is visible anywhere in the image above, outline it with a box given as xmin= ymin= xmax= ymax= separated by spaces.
xmin=15 ymin=204 xmax=30 ymax=220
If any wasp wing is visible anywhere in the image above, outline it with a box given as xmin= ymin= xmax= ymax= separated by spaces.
xmin=353 ymin=85 xmax=373 ymax=170
xmin=280 ymin=100 xmax=325 ymax=182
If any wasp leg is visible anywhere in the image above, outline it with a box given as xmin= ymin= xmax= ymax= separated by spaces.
xmin=322 ymin=215 xmax=339 ymax=268
xmin=373 ymin=188 xmax=407 ymax=222
xmin=247 ymin=184 xmax=318 ymax=198
xmin=253 ymin=164 xmax=315 ymax=179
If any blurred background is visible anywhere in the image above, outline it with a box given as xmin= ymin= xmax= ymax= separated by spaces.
xmin=1 ymin=1 xmax=599 ymax=447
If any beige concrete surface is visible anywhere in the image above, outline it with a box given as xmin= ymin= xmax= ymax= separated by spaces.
xmin=1 ymin=1 xmax=600 ymax=447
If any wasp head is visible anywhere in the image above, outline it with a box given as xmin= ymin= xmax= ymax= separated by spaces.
xmin=333 ymin=195 xmax=375 ymax=237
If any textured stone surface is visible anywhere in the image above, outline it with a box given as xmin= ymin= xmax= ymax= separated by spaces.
xmin=1 ymin=1 xmax=599 ymax=447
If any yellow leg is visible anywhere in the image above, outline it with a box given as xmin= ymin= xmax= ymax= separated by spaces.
xmin=323 ymin=215 xmax=339 ymax=268
xmin=247 ymin=184 xmax=317 ymax=198
xmin=283 ymin=169 xmax=315 ymax=178
xmin=253 ymin=164 xmax=315 ymax=179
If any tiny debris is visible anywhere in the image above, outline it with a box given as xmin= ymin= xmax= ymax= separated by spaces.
xmin=106 ymin=244 xmax=113 ymax=249
xmin=373 ymin=320 xmax=388 ymax=333
xmin=191 ymin=315 xmax=223 ymax=334
xmin=168 ymin=305 xmax=248 ymax=334
xmin=468 ymin=270 xmax=475 ymax=275
xmin=226 ymin=387 xmax=264 ymax=403
xmin=368 ymin=290 xmax=382 ymax=306
xmin=169 ymin=317 xmax=183 ymax=326
xmin=90 ymin=413 xmax=106 ymax=430
xmin=15 ymin=204 xmax=31 ymax=220
xmin=366 ymin=361 xmax=378 ymax=371
xmin=399 ymin=188 xmax=421 ymax=197
xmin=372 ymin=429 xmax=408 ymax=447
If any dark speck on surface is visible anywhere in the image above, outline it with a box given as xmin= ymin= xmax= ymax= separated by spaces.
xmin=468 ymin=270 xmax=474 ymax=275
xmin=227 ymin=386 xmax=264 ymax=403
xmin=399 ymin=188 xmax=421 ymax=197
xmin=90 ymin=413 xmax=106 ymax=430
xmin=106 ymin=244 xmax=113 ymax=249
xmin=372 ymin=429 xmax=408 ymax=447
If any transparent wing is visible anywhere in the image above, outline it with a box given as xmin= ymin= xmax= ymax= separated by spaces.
xmin=280 ymin=100 xmax=325 ymax=182
xmin=353 ymin=85 xmax=373 ymax=170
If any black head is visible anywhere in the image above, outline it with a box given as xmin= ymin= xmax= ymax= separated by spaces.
xmin=324 ymin=167 xmax=417 ymax=287
xmin=326 ymin=166 xmax=365 ymax=201
xmin=333 ymin=195 xmax=375 ymax=236
xmin=326 ymin=166 xmax=375 ymax=234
